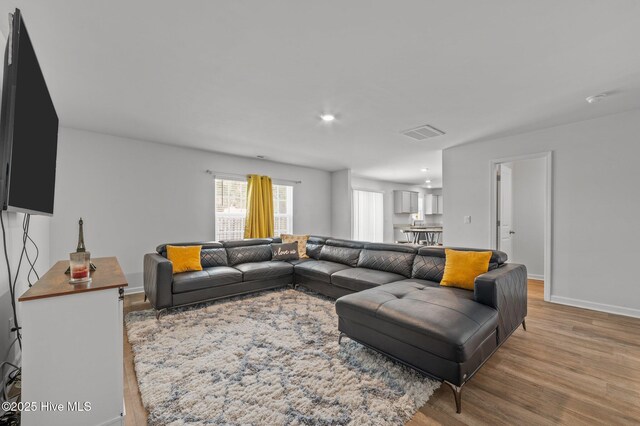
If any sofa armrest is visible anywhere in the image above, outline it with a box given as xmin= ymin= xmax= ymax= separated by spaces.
xmin=143 ymin=253 xmax=173 ymax=310
xmin=474 ymin=263 xmax=527 ymax=343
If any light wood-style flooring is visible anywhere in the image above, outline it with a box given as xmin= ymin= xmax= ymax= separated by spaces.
xmin=123 ymin=281 xmax=640 ymax=425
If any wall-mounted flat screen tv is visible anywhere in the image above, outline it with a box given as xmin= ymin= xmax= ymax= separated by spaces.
xmin=0 ymin=8 xmax=58 ymax=216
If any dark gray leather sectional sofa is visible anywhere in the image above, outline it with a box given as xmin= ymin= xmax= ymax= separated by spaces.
xmin=143 ymin=236 xmax=527 ymax=413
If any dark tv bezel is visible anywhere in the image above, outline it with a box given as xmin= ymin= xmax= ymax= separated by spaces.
xmin=0 ymin=8 xmax=58 ymax=216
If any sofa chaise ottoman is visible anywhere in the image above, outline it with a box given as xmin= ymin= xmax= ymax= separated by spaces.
xmin=335 ymin=247 xmax=527 ymax=413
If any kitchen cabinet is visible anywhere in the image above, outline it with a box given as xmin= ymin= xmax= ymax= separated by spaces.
xmin=394 ymin=190 xmax=419 ymax=214
xmin=426 ymin=194 xmax=444 ymax=215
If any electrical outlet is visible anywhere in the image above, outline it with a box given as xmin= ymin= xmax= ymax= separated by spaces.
xmin=464 ymin=215 xmax=471 ymax=224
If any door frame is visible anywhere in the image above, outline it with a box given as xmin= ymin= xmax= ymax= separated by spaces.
xmin=489 ymin=151 xmax=553 ymax=302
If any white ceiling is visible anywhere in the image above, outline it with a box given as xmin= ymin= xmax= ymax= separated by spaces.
xmin=2 ymin=1 xmax=640 ymax=188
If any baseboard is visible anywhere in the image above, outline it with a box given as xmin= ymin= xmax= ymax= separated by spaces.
xmin=550 ymin=295 xmax=640 ymax=319
xmin=124 ymin=286 xmax=144 ymax=295
xmin=528 ymin=274 xmax=544 ymax=281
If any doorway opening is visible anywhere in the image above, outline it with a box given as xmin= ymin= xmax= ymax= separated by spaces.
xmin=490 ymin=152 xmax=552 ymax=301
xmin=352 ymin=189 xmax=384 ymax=242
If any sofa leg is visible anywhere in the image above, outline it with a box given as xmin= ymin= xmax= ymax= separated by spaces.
xmin=444 ymin=381 xmax=463 ymax=414
xmin=155 ymin=309 xmax=165 ymax=320
xmin=338 ymin=332 xmax=346 ymax=345
xmin=522 ymin=319 xmax=527 ymax=331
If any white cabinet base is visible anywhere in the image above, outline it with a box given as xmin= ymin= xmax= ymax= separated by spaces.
xmin=21 ymin=288 xmax=124 ymax=426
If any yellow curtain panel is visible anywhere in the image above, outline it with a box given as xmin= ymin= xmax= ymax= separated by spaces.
xmin=244 ymin=174 xmax=274 ymax=238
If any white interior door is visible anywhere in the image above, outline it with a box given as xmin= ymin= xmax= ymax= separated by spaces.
xmin=498 ymin=164 xmax=514 ymax=259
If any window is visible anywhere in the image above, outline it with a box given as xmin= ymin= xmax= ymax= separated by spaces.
xmin=352 ymin=189 xmax=383 ymax=242
xmin=273 ymin=184 xmax=294 ymax=238
xmin=215 ymin=178 xmax=293 ymax=240
xmin=215 ymin=179 xmax=247 ymax=241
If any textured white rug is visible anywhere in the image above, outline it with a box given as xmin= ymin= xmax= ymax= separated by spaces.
xmin=126 ymin=289 xmax=439 ymax=425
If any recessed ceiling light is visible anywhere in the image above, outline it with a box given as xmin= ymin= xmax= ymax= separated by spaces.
xmin=586 ymin=93 xmax=608 ymax=104
xmin=420 ymin=168 xmax=429 ymax=172
xmin=320 ymin=113 xmax=335 ymax=122
xmin=425 ymin=179 xmax=431 ymax=183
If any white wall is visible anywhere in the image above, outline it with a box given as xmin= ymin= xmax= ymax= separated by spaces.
xmin=0 ymin=213 xmax=50 ymax=367
xmin=52 ymin=127 xmax=332 ymax=292
xmin=351 ymin=176 xmax=427 ymax=243
xmin=443 ymin=108 xmax=640 ymax=317
xmin=511 ymin=158 xmax=545 ymax=278
xmin=330 ymin=169 xmax=352 ymax=239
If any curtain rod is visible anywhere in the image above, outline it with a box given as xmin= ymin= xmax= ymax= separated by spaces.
xmin=205 ymin=170 xmax=302 ymax=184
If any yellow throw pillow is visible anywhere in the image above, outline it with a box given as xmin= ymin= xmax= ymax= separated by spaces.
xmin=166 ymin=245 xmax=203 ymax=274
xmin=440 ymin=249 xmax=492 ymax=290
xmin=280 ymin=234 xmax=310 ymax=259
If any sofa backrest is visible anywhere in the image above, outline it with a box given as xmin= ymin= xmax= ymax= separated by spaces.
xmin=156 ymin=241 xmax=222 ymax=256
xmin=156 ymin=241 xmax=229 ymax=268
xmin=319 ymin=238 xmax=365 ymax=267
xmin=200 ymin=247 xmax=229 ymax=267
xmin=306 ymin=235 xmax=329 ymax=259
xmin=412 ymin=246 xmax=508 ymax=282
xmin=357 ymin=243 xmax=419 ymax=278
xmin=222 ymin=239 xmax=273 ymax=266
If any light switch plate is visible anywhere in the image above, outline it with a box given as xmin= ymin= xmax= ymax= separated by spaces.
xmin=464 ymin=215 xmax=471 ymax=224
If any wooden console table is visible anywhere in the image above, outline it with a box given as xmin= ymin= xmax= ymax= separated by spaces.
xmin=19 ymin=257 xmax=128 ymax=426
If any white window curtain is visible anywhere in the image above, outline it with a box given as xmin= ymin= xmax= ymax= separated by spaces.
xmin=352 ymin=189 xmax=384 ymax=242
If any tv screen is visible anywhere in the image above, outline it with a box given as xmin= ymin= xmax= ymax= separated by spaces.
xmin=0 ymin=9 xmax=58 ymax=216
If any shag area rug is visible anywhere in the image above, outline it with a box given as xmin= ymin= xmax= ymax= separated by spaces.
xmin=126 ymin=289 xmax=439 ymax=425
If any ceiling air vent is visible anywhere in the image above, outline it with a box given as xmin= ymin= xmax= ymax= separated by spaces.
xmin=401 ymin=124 xmax=445 ymax=141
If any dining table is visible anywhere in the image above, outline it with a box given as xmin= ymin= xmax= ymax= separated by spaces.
xmin=401 ymin=228 xmax=443 ymax=245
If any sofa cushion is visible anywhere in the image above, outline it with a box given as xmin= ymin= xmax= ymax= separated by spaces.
xmin=200 ymin=248 xmax=228 ymax=268
xmin=157 ymin=241 xmax=222 ymax=257
xmin=234 ymin=261 xmax=293 ymax=281
xmin=325 ymin=238 xmax=366 ymax=249
xmin=319 ymin=244 xmax=362 ymax=267
xmin=281 ymin=234 xmax=310 ymax=259
xmin=335 ymin=280 xmax=498 ymax=362
xmin=166 ymin=245 xmax=203 ymax=274
xmin=306 ymin=236 xmax=327 ymax=260
xmin=288 ymin=258 xmax=314 ymax=266
xmin=412 ymin=254 xmax=446 ymax=282
xmin=441 ymin=249 xmax=492 ymax=290
xmin=294 ymin=260 xmax=352 ymax=283
xmin=331 ymin=267 xmax=405 ymax=292
xmin=222 ymin=239 xmax=273 ymax=248
xmin=205 ymin=266 xmax=243 ymax=285
xmin=271 ymin=243 xmax=300 ymax=261
xmin=394 ymin=277 xmax=440 ymax=288
xmin=172 ymin=266 xmax=242 ymax=294
xmin=226 ymin=244 xmax=272 ymax=266
xmin=358 ymin=247 xmax=416 ymax=278
xmin=412 ymin=246 xmax=505 ymax=282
